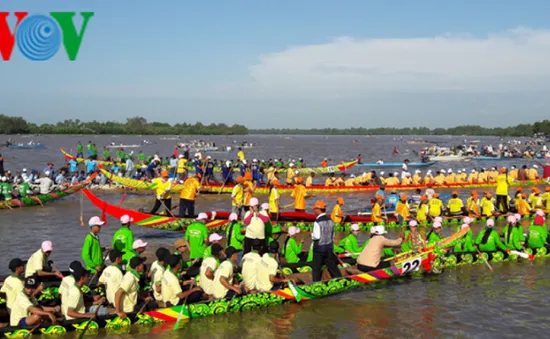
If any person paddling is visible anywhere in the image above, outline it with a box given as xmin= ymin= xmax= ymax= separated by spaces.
xmin=150 ymin=170 xmax=172 ymax=215
xmin=10 ymin=277 xmax=59 ymax=327
xmin=212 ymin=246 xmax=244 ymax=299
xmin=98 ymin=250 xmax=124 ymax=307
xmin=115 ymin=257 xmax=153 ymax=318
xmin=59 ymin=261 xmax=83 ymax=308
xmin=25 ymin=240 xmax=63 ymax=279
xmin=161 ymin=255 xmax=203 ymax=306
xmin=81 ymin=216 xmax=106 ymax=274
xmin=112 ymin=215 xmax=134 ymax=257
xmin=199 ymin=244 xmax=224 ymax=298
xmin=474 ymin=219 xmax=507 ymax=252
xmin=257 ymin=241 xmax=288 ymax=292
xmin=502 ymin=215 xmax=524 ymax=251
xmin=356 ymin=226 xmax=402 ymax=273
xmin=63 ymin=267 xmax=104 ymax=320
xmin=526 ymin=211 xmax=548 ymax=250
xmin=1 ymin=259 xmax=26 ymax=311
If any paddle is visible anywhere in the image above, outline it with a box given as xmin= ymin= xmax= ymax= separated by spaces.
xmin=76 ymin=303 xmax=101 ymax=339
xmin=508 ymin=250 xmax=535 ymax=261
xmin=475 ymin=246 xmax=494 ymax=272
xmin=23 ymin=321 xmax=43 ymax=339
xmin=277 ymin=258 xmax=301 ymax=302
xmin=173 ymin=282 xmax=195 ymax=330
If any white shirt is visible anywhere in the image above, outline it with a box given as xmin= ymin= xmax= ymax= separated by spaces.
xmin=311 ymin=213 xmax=326 ymax=240
xmin=36 ymin=177 xmax=52 ymax=194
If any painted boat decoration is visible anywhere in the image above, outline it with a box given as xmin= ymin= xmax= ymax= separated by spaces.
xmin=98 ymin=168 xmax=549 ymax=195
xmin=355 ymin=161 xmax=436 ymax=168
xmin=0 ymin=174 xmax=97 ymax=209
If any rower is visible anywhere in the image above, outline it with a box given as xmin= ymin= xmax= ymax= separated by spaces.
xmin=199 ymin=244 xmax=224 ymax=297
xmin=529 ymin=188 xmax=543 ymax=210
xmin=237 ymin=147 xmax=245 ymax=162
xmin=526 ymin=211 xmax=547 ymax=250
xmin=63 ymin=267 xmax=104 ymax=320
xmin=345 ymin=174 xmax=356 ymax=186
xmin=371 ymin=195 xmax=385 ymax=224
xmin=112 ymin=215 xmax=134 ymax=256
xmin=58 ymin=261 xmax=83 ymax=308
xmin=257 ymin=241 xmax=288 ymax=292
xmin=242 ymin=239 xmax=263 ymax=291
xmin=480 ymin=192 xmax=495 ymax=217
xmin=185 ymin=212 xmax=210 ymax=263
xmin=306 ymin=172 xmax=315 ymax=186
xmin=204 ymin=233 xmax=223 ymax=258
xmin=161 ymin=254 xmax=203 ymax=307
xmin=226 ymin=213 xmax=245 ymax=252
xmin=413 ymin=170 xmax=423 ymax=185
xmin=478 ymin=168 xmax=488 ymax=183
xmin=122 ymin=239 xmax=148 ymax=266
xmin=527 ymin=165 xmax=539 ymax=180
xmin=282 ymin=226 xmax=306 ymax=269
xmin=401 ymin=173 xmax=412 ymax=186
xmin=115 ymin=257 xmax=152 ymax=318
xmin=97 ymin=250 xmax=124 ymax=307
xmin=338 ymin=224 xmax=363 ymax=262
xmin=509 ymin=165 xmax=518 ymax=180
xmin=395 ymin=195 xmax=410 ymax=225
xmin=1 ymin=259 xmax=26 ymax=311
xmin=82 ymin=216 xmax=106 ymax=274
xmin=205 ymin=156 xmax=216 ymax=183
xmin=311 ymin=200 xmax=342 ymax=282
xmin=325 ymin=173 xmax=337 ymax=186
xmin=467 ymin=191 xmax=480 ymax=217
xmin=445 ymin=169 xmax=456 ymax=184
xmin=239 ymin=159 xmax=247 ymax=176
xmin=0 ymin=176 xmax=12 ymax=201
xmin=147 ymin=248 xmax=170 ymax=304
xmin=35 ymin=171 xmax=53 ymax=194
xmin=356 ymin=226 xmax=402 ymax=273
xmin=384 ymin=172 xmax=399 ymax=186
xmin=424 ymin=170 xmax=434 ymax=185
xmin=402 ymin=220 xmax=424 ymax=253
xmin=243 ymin=197 xmax=268 ymax=254
xmin=25 ymin=240 xmax=62 ymax=279
xmin=221 ymin=160 xmax=233 ymax=185
xmin=416 ymin=196 xmax=429 ymax=223
xmin=428 ymin=193 xmax=444 ymax=218
xmin=179 ymin=173 xmax=202 ymax=218
xmin=150 ymin=170 xmax=172 ymax=215
xmin=453 ymin=218 xmax=475 ymax=253
xmin=426 ymin=222 xmax=443 ymax=245
xmin=474 ymin=219 xmax=507 ymax=252
xmin=516 ymin=193 xmax=531 ymax=216
xmin=242 ymin=172 xmax=255 ymax=210
xmin=434 ymin=170 xmax=445 ymax=185
xmin=251 ymin=159 xmax=261 ymax=184
xmin=291 ymin=177 xmax=308 ymax=212
xmin=10 ymin=277 xmax=59 ymax=327
xmin=502 ymin=215 xmax=524 ymax=251
xmin=231 ymin=176 xmax=244 ymax=217
xmin=447 ymin=191 xmax=464 ymax=217
xmin=331 ymin=197 xmax=346 ymax=225
xmin=212 ymin=246 xmax=244 ymax=299
xmin=320 ymin=158 xmax=329 ymax=168
xmin=334 ymin=173 xmax=345 ymax=186
xmin=385 ymin=190 xmax=399 ymax=209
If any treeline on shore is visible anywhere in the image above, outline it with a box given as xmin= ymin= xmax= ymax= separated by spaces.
xmin=251 ymin=121 xmax=550 ymax=137
xmin=0 ymin=115 xmax=248 ymax=135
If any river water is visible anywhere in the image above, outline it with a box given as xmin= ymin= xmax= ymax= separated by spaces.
xmin=0 ymin=134 xmax=548 ymax=338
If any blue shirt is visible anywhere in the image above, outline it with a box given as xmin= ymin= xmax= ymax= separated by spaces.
xmin=375 ymin=189 xmax=385 ymax=198
xmin=86 ymin=160 xmax=97 ymax=173
xmin=193 ymin=159 xmax=203 ymax=174
xmin=205 ymin=162 xmax=214 ymax=175
xmin=55 ymin=173 xmax=65 ymax=184
xmin=43 ymin=166 xmax=54 ymax=178
xmin=386 ymin=194 xmax=399 ymax=208
xmin=251 ymin=164 xmax=260 ymax=180
xmin=111 ymin=165 xmax=120 ymax=174
xmin=68 ymin=160 xmax=78 ymax=173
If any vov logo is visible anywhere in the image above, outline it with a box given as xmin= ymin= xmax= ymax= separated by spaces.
xmin=0 ymin=12 xmax=94 ymax=61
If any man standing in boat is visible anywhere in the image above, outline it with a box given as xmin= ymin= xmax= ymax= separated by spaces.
xmin=150 ymin=170 xmax=172 ymax=215
xmin=311 ymin=200 xmax=342 ymax=282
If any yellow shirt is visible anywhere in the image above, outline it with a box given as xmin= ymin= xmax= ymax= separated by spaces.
xmin=306 ymin=176 xmax=313 ymax=186
xmin=434 ymin=175 xmax=445 ymax=185
xmin=371 ymin=203 xmax=382 ymax=223
xmin=179 ymin=177 xmax=200 ymax=200
xmin=487 ymin=171 xmax=497 ymax=182
xmin=149 ymin=261 xmax=165 ymax=301
xmin=334 ymin=178 xmax=345 ymax=186
xmin=152 ymin=178 xmax=171 ymax=199
xmin=416 ymin=204 xmax=428 ymax=222
xmin=243 ymin=181 xmax=254 ymax=206
xmin=176 ymin=159 xmax=187 ymax=174
xmin=396 ymin=201 xmax=410 ymax=219
xmin=467 ymin=197 xmax=480 ymax=216
xmin=161 ymin=269 xmax=182 ymax=306
xmin=237 ymin=151 xmax=245 ymax=161
xmin=445 ymin=174 xmax=456 ymax=184
xmin=25 ymin=249 xmax=45 ymax=278
xmin=265 ymin=167 xmax=276 ymax=183
xmin=413 ymin=174 xmax=422 ymax=185
xmin=543 ymin=192 xmax=550 ymax=212
xmin=325 ymin=177 xmax=337 ymax=186
xmin=0 ymin=275 xmax=23 ymax=310
xmin=385 ymin=177 xmax=400 ymax=186
xmin=509 ymin=169 xmax=518 ymax=180
xmin=480 ymin=198 xmax=494 ymax=216
xmin=10 ymin=291 xmax=37 ymax=326
xmin=241 ymin=251 xmax=262 ymax=290
xmin=530 ymin=195 xmax=543 ymax=209
xmin=199 ymin=257 xmax=219 ymax=295
xmin=213 ymin=260 xmax=234 ymax=299
xmin=495 ymin=174 xmax=513 ymax=196
xmin=256 ymin=253 xmax=279 ymax=292
xmin=98 ymin=265 xmax=123 ymax=305
xmin=291 ymin=185 xmax=307 ymax=210
xmin=63 ymin=284 xmax=85 ymax=320
xmin=119 ymin=271 xmax=140 ymax=313
xmin=331 ymin=204 xmax=343 ymax=224
xmin=517 ymin=199 xmax=531 ymax=215
xmin=59 ymin=275 xmax=75 ymax=307
xmin=447 ymin=198 xmax=463 ymax=214
xmin=269 ymin=188 xmax=280 ymax=213
xmin=527 ymin=168 xmax=538 ymax=180
xmin=231 ymin=184 xmax=243 ymax=207
xmin=286 ymin=169 xmax=295 ymax=185
xmin=344 ymin=178 xmax=355 ymax=186
xmin=477 ymin=172 xmax=488 ymax=183
xmin=401 ymin=177 xmax=412 ymax=186
xmin=424 ymin=176 xmax=433 ymax=185
xmin=468 ymin=173 xmax=478 ymax=183
xmin=428 ymin=199 xmax=444 ymax=216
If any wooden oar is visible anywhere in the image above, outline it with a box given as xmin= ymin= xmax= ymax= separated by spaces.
xmin=76 ymin=303 xmax=101 ymax=339
xmin=475 ymin=246 xmax=494 ymax=272
xmin=173 ymin=282 xmax=195 ymax=330
xmin=509 ymin=250 xmax=535 ymax=261
xmin=23 ymin=322 xmax=43 ymax=339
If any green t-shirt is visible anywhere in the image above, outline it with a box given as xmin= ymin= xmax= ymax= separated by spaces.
xmin=527 ymin=225 xmax=547 ymax=249
xmin=475 ymin=229 xmax=507 ymax=252
xmin=454 ymin=227 xmax=475 ymax=252
xmin=338 ymin=234 xmax=362 ymax=259
xmin=284 ymin=237 xmax=303 ymax=264
xmin=185 ymin=222 xmax=209 ymax=259
xmin=138 ymin=153 xmax=145 ymax=161
xmin=0 ymin=183 xmax=12 ymax=199
xmin=427 ymin=232 xmax=441 ymax=246
xmin=225 ymin=222 xmax=245 ymax=250
xmin=122 ymin=249 xmax=138 ymax=265
xmin=112 ymin=226 xmax=134 ymax=254
xmin=77 ymin=143 xmax=83 ymax=153
xmin=81 ymin=233 xmax=103 ymax=273
xmin=17 ymin=183 xmax=31 ymax=198
xmin=503 ymin=225 xmax=524 ymax=251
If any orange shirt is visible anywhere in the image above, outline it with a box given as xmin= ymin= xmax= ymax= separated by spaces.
xmin=291 ymin=185 xmax=307 ymax=210
xmin=321 ymin=161 xmax=328 ymax=168
xmin=243 ymin=181 xmax=254 ymax=206
xmin=179 ymin=177 xmax=200 ymax=200
xmin=331 ymin=204 xmax=343 ymax=224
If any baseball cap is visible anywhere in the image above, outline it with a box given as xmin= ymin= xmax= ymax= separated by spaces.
xmin=120 ymin=215 xmax=133 ymax=224
xmin=372 ymin=225 xmax=387 ymax=235
xmin=196 ymin=213 xmax=209 ymax=221
xmin=486 ymin=219 xmax=495 ymax=227
xmin=89 ymin=216 xmax=105 ymax=227
xmin=133 ymin=239 xmax=148 ymax=249
xmin=433 ymin=222 xmax=442 ymax=229
xmin=9 ymin=258 xmax=26 ymax=272
xmin=249 ymin=197 xmax=259 ymax=207
xmin=229 ymin=213 xmax=238 ymax=221
xmin=408 ymin=220 xmax=418 ymax=227
xmin=288 ymin=226 xmax=300 ymax=236
xmin=351 ymin=224 xmax=360 ymax=231
xmin=24 ymin=277 xmax=39 ymax=289
xmin=41 ymin=241 xmax=53 ymax=252
xmin=209 ymin=233 xmax=223 ymax=242
xmin=225 ymin=246 xmax=240 ymax=258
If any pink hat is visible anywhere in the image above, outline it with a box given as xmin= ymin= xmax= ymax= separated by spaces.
xmin=209 ymin=233 xmax=223 ymax=242
xmin=41 ymin=240 xmax=53 ymax=252
xmin=229 ymin=213 xmax=238 ymax=221
xmin=534 ymin=215 xmax=545 ymax=226
xmin=196 ymin=212 xmax=209 ymax=221
xmin=434 ymin=217 xmax=443 ymax=224
xmin=433 ymin=222 xmax=442 ymax=228
xmin=351 ymin=224 xmax=360 ymax=231
xmin=460 ymin=223 xmax=469 ymax=229
xmin=288 ymin=226 xmax=300 ymax=236
xmin=249 ymin=197 xmax=259 ymax=207
xmin=133 ymin=239 xmax=148 ymax=249
xmin=408 ymin=220 xmax=418 ymax=227
xmin=486 ymin=219 xmax=495 ymax=227
xmin=261 ymin=203 xmax=269 ymax=210
xmin=88 ymin=216 xmax=105 ymax=227
xmin=463 ymin=217 xmax=472 ymax=225
xmin=536 ymin=210 xmax=545 ymax=217
xmin=120 ymin=215 xmax=134 ymax=224
xmin=507 ymin=215 xmax=517 ymax=224
xmin=514 ymin=213 xmax=522 ymax=222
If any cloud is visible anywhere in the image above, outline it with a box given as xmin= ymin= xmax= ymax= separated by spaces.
xmin=248 ymin=27 xmax=550 ymax=96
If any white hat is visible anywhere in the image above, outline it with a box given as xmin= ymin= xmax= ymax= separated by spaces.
xmin=427 ymin=170 xmax=432 ymax=174
xmin=463 ymin=216 xmax=472 ymax=224
xmin=207 ymin=156 xmax=211 ymax=159
xmin=471 ymin=169 xmax=476 ymax=173
xmin=448 ymin=169 xmax=453 ymax=173
xmin=434 ymin=217 xmax=443 ymax=224
xmin=415 ymin=170 xmax=421 ymax=174
xmin=393 ymin=172 xmax=398 ymax=176
xmin=433 ymin=222 xmax=442 ymax=229
xmin=376 ymin=160 xmax=383 ymax=165
xmin=88 ymin=216 xmax=105 ymax=227
xmin=324 ymin=158 xmax=328 ymax=160
xmin=514 ymin=213 xmax=522 ymax=222
xmin=261 ymin=203 xmax=269 ymax=210
xmin=507 ymin=215 xmax=517 ymax=224
xmin=229 ymin=213 xmax=238 ymax=221
xmin=351 ymin=224 xmax=360 ymax=231
xmin=41 ymin=240 xmax=53 ymax=252
xmin=120 ymin=215 xmax=133 ymax=224
xmin=253 ymin=159 xmax=258 ymax=162
xmin=406 ymin=173 xmax=411 ymax=177
xmin=242 ymin=159 xmax=247 ymax=164
xmin=511 ymin=165 xmax=516 ymax=169
xmin=209 ymin=233 xmax=223 ymax=242
xmin=533 ymin=165 xmax=538 ymax=168
xmin=408 ymin=220 xmax=418 ymax=227
xmin=440 ymin=169 xmax=446 ymax=174
xmin=226 ymin=161 xmax=231 ymax=167
xmin=45 ymin=171 xmax=50 ymax=176
xmin=351 ymin=174 xmax=356 ymax=178
xmin=178 ymin=154 xmax=184 ymax=158
xmin=288 ymin=226 xmax=300 ymax=236
xmin=22 ymin=168 xmax=27 ymax=172
xmin=133 ymin=239 xmax=148 ymax=249
xmin=362 ymin=172 xmax=368 ymax=177
xmin=249 ymin=197 xmax=259 ymax=207
xmin=197 ymin=212 xmax=209 ymax=220
xmin=289 ymin=163 xmax=295 ymax=167
xmin=372 ymin=225 xmax=387 ymax=235
xmin=380 ymin=171 xmax=385 ymax=176
xmin=486 ymin=219 xmax=495 ymax=227
xmin=462 ymin=168 xmax=466 ymax=172
xmin=457 ymin=170 xmax=462 ymax=173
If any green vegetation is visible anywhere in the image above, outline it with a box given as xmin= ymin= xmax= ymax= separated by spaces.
xmin=251 ymin=121 xmax=550 ymax=137
xmin=0 ymin=115 xmax=248 ymax=135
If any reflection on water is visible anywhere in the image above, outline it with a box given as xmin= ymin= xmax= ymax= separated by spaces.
xmin=1 ymin=134 xmax=549 ymax=338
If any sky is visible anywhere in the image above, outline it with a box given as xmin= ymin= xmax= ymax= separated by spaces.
xmin=2 ymin=0 xmax=550 ymax=129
